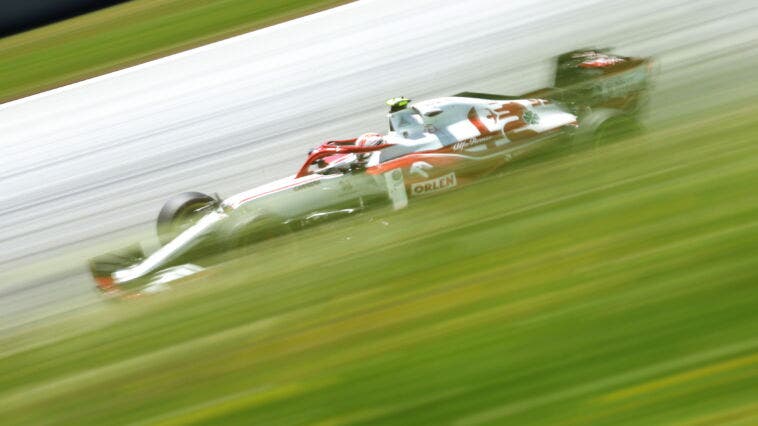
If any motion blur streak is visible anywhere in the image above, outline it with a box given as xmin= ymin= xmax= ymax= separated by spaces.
xmin=0 ymin=0 xmax=756 ymax=334
xmin=1 ymin=0 xmax=758 ymax=423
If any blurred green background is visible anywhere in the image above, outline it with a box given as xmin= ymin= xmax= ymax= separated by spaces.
xmin=1 ymin=103 xmax=756 ymax=424
xmin=1 ymin=1 xmax=757 ymax=425
xmin=0 ymin=0 xmax=353 ymax=103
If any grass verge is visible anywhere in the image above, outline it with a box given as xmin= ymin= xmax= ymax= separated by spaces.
xmin=0 ymin=104 xmax=756 ymax=424
xmin=0 ymin=0 xmax=354 ymax=103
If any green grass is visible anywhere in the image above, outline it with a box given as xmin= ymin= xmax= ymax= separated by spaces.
xmin=0 ymin=0 xmax=353 ymax=103
xmin=1 ymin=104 xmax=756 ymax=425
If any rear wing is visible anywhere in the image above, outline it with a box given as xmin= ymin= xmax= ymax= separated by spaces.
xmin=553 ymin=49 xmax=653 ymax=113
xmin=453 ymin=49 xmax=653 ymax=115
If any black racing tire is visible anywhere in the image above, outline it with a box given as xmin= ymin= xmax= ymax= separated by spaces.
xmin=591 ymin=115 xmax=643 ymax=147
xmin=157 ymin=191 xmax=218 ymax=245
xmin=573 ymin=109 xmax=642 ymax=150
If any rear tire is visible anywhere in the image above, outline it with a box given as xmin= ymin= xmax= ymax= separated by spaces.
xmin=574 ymin=108 xmax=642 ymax=149
xmin=157 ymin=192 xmax=218 ymax=245
xmin=592 ymin=115 xmax=642 ymax=147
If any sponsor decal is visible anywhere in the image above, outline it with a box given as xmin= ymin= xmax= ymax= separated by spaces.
xmin=522 ymin=109 xmax=540 ymax=125
xmin=591 ymin=67 xmax=648 ymax=99
xmin=409 ymin=161 xmax=433 ymax=178
xmin=579 ymin=56 xmax=625 ymax=68
xmin=385 ymin=169 xmax=408 ymax=210
xmin=452 ymin=134 xmax=502 ymax=151
xmin=293 ymin=180 xmax=321 ymax=191
xmin=452 ymin=137 xmax=478 ymax=151
xmin=411 ymin=172 xmax=457 ymax=196
xmin=496 ymin=102 xmax=528 ymax=137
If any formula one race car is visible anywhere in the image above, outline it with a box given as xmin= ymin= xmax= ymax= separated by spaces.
xmin=90 ymin=49 xmax=653 ymax=296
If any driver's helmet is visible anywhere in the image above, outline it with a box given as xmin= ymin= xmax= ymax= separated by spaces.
xmin=356 ymin=132 xmax=384 ymax=147
xmin=355 ymin=132 xmax=384 ymax=161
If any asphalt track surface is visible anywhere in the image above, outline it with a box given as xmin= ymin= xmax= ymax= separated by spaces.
xmin=1 ymin=0 xmax=756 ymax=332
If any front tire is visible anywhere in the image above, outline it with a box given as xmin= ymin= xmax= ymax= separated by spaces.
xmin=156 ymin=192 xmax=218 ymax=245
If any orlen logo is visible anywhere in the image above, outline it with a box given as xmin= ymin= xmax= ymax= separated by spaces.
xmin=411 ymin=172 xmax=457 ymax=196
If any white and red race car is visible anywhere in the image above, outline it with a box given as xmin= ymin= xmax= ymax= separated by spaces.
xmin=90 ymin=49 xmax=652 ymax=295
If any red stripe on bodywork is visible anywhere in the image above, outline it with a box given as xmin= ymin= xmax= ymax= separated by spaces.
xmin=367 ymin=152 xmax=460 ymax=175
xmin=468 ymin=107 xmax=491 ymax=136
xmin=233 ymin=176 xmax=322 ymax=207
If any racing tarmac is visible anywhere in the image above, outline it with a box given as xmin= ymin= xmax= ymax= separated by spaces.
xmin=1 ymin=0 xmax=756 ymax=332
